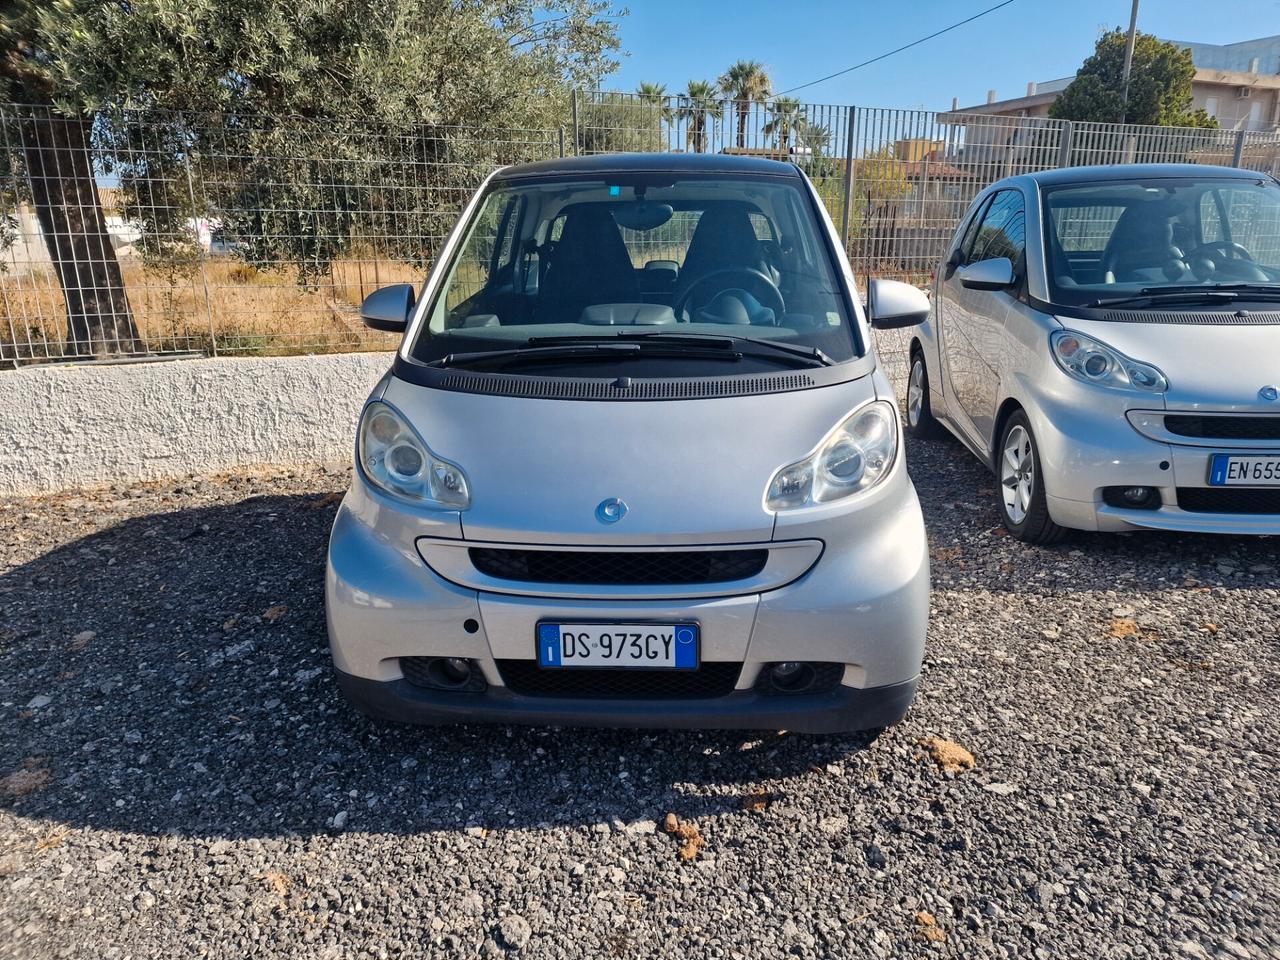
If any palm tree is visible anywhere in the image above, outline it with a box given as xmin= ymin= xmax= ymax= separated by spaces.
xmin=635 ymin=82 xmax=673 ymax=122
xmin=718 ymin=60 xmax=772 ymax=149
xmin=678 ymin=79 xmax=722 ymax=153
xmin=796 ymin=121 xmax=832 ymax=156
xmin=763 ymin=96 xmax=804 ymax=150
xmin=635 ymin=81 xmax=673 ymax=149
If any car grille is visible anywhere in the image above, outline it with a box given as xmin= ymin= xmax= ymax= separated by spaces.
xmin=1177 ymin=488 xmax=1280 ymax=514
xmin=495 ymin=660 xmax=741 ymax=699
xmin=1164 ymin=415 xmax=1280 ymax=441
xmin=468 ymin=548 xmax=769 ymax=585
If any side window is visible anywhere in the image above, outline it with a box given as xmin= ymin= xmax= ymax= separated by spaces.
xmin=968 ymin=189 xmax=1026 ymax=267
xmin=442 ymin=193 xmax=517 ymax=316
xmin=954 ymin=195 xmax=991 ymax=265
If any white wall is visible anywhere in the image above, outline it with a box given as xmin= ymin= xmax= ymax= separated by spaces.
xmin=1 ymin=352 xmax=392 ymax=496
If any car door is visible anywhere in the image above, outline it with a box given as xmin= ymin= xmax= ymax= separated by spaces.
xmin=937 ymin=189 xmax=1025 ymax=445
xmin=935 ymin=193 xmax=994 ymax=445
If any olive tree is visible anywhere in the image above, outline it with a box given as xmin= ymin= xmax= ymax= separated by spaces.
xmin=0 ymin=0 xmax=621 ymax=355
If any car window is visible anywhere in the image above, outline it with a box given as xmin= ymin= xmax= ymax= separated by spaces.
xmin=953 ymin=195 xmax=991 ymax=265
xmin=615 ymin=209 xmax=702 ymax=267
xmin=967 ymin=189 xmax=1025 ymax=267
xmin=1052 ymin=204 xmax=1125 ymax=252
xmin=1200 ymin=192 xmax=1225 ymax=244
xmin=1040 ymin=178 xmax=1280 ymax=307
xmin=445 ymin=193 xmax=518 ymax=313
xmin=414 ymin=174 xmax=860 ymax=369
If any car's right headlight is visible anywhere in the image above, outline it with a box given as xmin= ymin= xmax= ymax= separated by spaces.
xmin=1050 ymin=330 xmax=1168 ymax=393
xmin=358 ymin=401 xmax=470 ymax=508
xmin=766 ymin=401 xmax=898 ymax=511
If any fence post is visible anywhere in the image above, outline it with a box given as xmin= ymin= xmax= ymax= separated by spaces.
xmin=571 ymin=89 xmax=580 ymax=156
xmin=841 ymin=105 xmax=857 ymax=247
xmin=181 ymin=131 xmax=218 ymax=357
xmin=1232 ymin=129 xmax=1247 ymax=168
xmin=1055 ymin=120 xmax=1074 ymax=169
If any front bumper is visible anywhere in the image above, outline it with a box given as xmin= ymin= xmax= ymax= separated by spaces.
xmin=325 ymin=464 xmax=929 ymax=732
xmin=336 ymin=669 xmax=918 ymax=734
xmin=1018 ymin=383 xmax=1280 ymax=535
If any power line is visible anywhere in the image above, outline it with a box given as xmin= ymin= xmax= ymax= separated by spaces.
xmin=776 ymin=0 xmax=1019 ymax=96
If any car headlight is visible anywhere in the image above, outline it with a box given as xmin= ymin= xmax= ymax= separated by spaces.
xmin=358 ymin=401 xmax=470 ymax=508
xmin=1051 ymin=330 xmax=1167 ymax=393
xmin=766 ymin=401 xmax=898 ymax=510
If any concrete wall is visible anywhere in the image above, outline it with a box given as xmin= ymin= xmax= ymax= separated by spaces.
xmin=1 ymin=352 xmax=393 ymax=496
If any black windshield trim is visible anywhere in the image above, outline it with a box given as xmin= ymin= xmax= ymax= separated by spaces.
xmin=391 ymin=350 xmax=876 ymax=399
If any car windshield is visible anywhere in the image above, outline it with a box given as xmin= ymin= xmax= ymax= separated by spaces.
xmin=1041 ymin=176 xmax=1280 ymax=307
xmin=407 ymin=173 xmax=860 ymax=371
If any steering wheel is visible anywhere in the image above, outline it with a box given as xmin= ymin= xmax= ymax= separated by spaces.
xmin=673 ymin=267 xmax=786 ymax=322
xmin=1187 ymin=240 xmax=1254 ymax=262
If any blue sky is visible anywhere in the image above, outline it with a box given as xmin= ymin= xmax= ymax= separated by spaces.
xmin=608 ymin=0 xmax=1280 ymax=110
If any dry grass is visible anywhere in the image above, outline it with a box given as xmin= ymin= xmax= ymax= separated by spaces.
xmin=0 ymin=255 xmax=423 ymax=360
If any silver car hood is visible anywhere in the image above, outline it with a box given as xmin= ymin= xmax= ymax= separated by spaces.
xmin=1060 ymin=316 xmax=1280 ymax=411
xmin=381 ymin=376 xmax=877 ymax=545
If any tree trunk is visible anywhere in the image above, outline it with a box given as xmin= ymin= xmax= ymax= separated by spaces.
xmin=736 ymin=102 xmax=748 ymax=148
xmin=19 ymin=108 xmax=141 ymax=356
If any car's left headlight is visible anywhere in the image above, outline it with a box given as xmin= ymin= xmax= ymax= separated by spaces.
xmin=1051 ymin=330 xmax=1168 ymax=393
xmin=358 ymin=401 xmax=470 ymax=508
xmin=766 ymin=401 xmax=899 ymax=510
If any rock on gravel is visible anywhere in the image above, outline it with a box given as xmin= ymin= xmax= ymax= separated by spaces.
xmin=0 ymin=452 xmax=1278 ymax=959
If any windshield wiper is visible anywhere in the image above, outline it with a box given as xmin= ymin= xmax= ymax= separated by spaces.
xmin=529 ymin=332 xmax=833 ymax=367
xmin=432 ymin=341 xmax=755 ymax=371
xmin=1090 ymin=284 xmax=1280 ymax=308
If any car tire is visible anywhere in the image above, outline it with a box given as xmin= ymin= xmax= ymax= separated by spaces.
xmin=995 ymin=411 xmax=1069 ymax=545
xmin=905 ymin=350 xmax=945 ymax=440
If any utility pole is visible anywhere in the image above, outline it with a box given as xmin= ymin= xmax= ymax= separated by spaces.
xmin=1119 ymin=0 xmax=1140 ymax=122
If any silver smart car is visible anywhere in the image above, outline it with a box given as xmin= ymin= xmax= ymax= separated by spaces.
xmin=326 ymin=153 xmax=931 ymax=733
xmin=911 ymin=163 xmax=1280 ymax=543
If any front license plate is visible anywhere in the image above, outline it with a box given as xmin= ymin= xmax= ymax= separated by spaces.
xmin=537 ymin=623 xmax=699 ymax=669
xmin=1208 ymin=454 xmax=1280 ymax=486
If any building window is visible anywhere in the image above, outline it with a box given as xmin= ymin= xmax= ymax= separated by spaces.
xmin=1204 ymin=96 xmax=1219 ymax=119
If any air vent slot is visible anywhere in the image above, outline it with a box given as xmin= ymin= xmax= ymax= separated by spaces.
xmin=1100 ymin=310 xmax=1280 ymax=325
xmin=437 ymin=371 xmax=816 ymax=401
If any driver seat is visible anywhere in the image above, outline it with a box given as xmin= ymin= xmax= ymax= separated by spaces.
xmin=673 ymin=207 xmax=775 ymax=312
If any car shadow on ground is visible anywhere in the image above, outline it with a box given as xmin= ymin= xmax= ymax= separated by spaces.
xmin=0 ymin=493 xmax=882 ymax=839
xmin=2 ymin=439 xmax=1277 ymax=841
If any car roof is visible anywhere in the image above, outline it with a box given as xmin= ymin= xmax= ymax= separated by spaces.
xmin=491 ymin=152 xmax=802 ymax=181
xmin=1014 ymin=163 xmax=1270 ymax=188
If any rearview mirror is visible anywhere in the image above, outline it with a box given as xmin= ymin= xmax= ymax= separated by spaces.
xmin=866 ymin=278 xmax=930 ymax=330
xmin=360 ymin=283 xmax=416 ymax=332
xmin=958 ymin=257 xmax=1015 ymax=291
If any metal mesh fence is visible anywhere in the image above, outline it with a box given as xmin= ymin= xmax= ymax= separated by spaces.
xmin=0 ymin=105 xmax=560 ymax=363
xmin=4 ymin=94 xmax=1280 ymax=390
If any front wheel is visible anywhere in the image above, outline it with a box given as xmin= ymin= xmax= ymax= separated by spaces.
xmin=996 ymin=411 xmax=1068 ymax=545
xmin=905 ymin=351 xmax=944 ymax=440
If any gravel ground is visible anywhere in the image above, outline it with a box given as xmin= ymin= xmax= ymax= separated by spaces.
xmin=1 ymin=436 xmax=1278 ymax=959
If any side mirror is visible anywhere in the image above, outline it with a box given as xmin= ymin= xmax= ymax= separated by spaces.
xmin=958 ymin=257 xmax=1015 ymax=291
xmin=866 ymin=278 xmax=930 ymax=330
xmin=360 ymin=283 xmax=416 ymax=332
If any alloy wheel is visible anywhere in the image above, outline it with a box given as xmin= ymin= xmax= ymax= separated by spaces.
xmin=1001 ymin=424 xmax=1034 ymax=525
xmin=907 ymin=358 xmax=925 ymax=428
